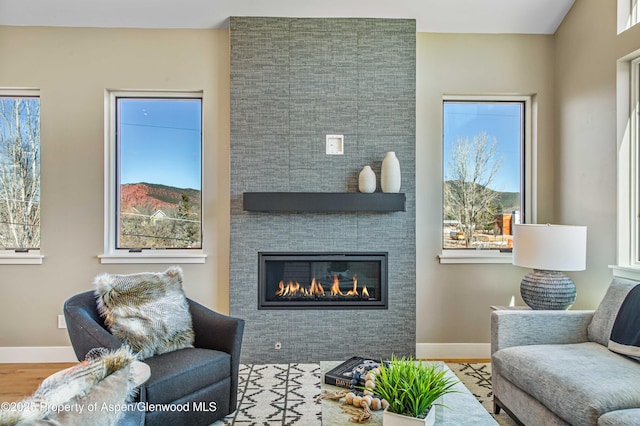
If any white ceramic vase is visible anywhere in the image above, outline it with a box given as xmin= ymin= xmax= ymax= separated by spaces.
xmin=382 ymin=406 xmax=435 ymax=426
xmin=381 ymin=151 xmax=401 ymax=193
xmin=359 ymin=165 xmax=376 ymax=193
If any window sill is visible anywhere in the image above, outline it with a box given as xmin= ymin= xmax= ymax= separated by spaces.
xmin=438 ymin=250 xmax=513 ymax=264
xmin=99 ymin=251 xmax=207 ymax=264
xmin=0 ymin=251 xmax=44 ymax=265
xmin=609 ymin=265 xmax=640 ymax=281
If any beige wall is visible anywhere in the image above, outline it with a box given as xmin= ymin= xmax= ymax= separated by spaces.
xmin=554 ymin=0 xmax=640 ymax=308
xmin=416 ymin=33 xmax=556 ymax=344
xmin=2 ymin=1 xmax=639 ymax=353
xmin=0 ymin=27 xmax=230 ymax=347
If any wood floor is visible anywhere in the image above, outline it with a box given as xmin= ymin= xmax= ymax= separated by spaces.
xmin=0 ymin=358 xmax=490 ymax=403
xmin=0 ymin=363 xmax=75 ymax=402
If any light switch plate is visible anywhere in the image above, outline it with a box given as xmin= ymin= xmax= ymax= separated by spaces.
xmin=326 ymin=135 xmax=344 ymax=155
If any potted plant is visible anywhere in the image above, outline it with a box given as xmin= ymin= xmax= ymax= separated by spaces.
xmin=367 ymin=355 xmax=459 ymax=426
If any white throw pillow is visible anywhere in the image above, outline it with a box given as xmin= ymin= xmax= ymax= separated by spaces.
xmin=94 ymin=266 xmax=194 ymax=359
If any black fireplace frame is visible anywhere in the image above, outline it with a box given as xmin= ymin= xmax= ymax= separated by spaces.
xmin=258 ymin=252 xmax=388 ymax=310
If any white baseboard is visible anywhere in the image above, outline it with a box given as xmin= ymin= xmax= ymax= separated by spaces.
xmin=0 ymin=346 xmax=77 ymax=363
xmin=416 ymin=343 xmax=491 ymax=360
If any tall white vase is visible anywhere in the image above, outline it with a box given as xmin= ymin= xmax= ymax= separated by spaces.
xmin=359 ymin=165 xmax=376 ymax=193
xmin=381 ymin=151 xmax=401 ymax=193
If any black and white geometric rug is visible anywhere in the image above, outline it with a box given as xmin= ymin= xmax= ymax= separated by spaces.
xmin=214 ymin=363 xmax=517 ymax=426
xmin=216 ymin=363 xmax=321 ymax=425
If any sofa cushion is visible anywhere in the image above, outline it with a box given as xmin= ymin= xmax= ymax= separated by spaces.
xmin=493 ymin=342 xmax=640 ymax=426
xmin=94 ymin=266 xmax=194 ymax=359
xmin=608 ymin=283 xmax=640 ymax=362
xmin=142 ymin=347 xmax=230 ymax=405
xmin=588 ymin=278 xmax=638 ymax=346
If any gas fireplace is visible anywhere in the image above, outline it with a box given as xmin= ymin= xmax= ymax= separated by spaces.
xmin=258 ymin=252 xmax=388 ymax=309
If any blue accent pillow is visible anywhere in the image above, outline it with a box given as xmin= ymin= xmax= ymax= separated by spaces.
xmin=608 ymin=284 xmax=640 ymax=362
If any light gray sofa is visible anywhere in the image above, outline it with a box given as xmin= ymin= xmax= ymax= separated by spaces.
xmin=491 ymin=278 xmax=640 ymax=426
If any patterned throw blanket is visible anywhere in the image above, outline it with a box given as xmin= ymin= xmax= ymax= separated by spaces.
xmin=608 ymin=284 xmax=640 ymax=361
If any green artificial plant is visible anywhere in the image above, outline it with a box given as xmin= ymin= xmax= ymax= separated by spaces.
xmin=367 ymin=355 xmax=459 ymax=419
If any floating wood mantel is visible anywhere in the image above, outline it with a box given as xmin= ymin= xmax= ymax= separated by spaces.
xmin=243 ymin=192 xmax=406 ymax=212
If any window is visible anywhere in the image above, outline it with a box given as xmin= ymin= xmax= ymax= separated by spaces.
xmin=614 ymin=57 xmax=640 ymax=278
xmin=101 ymin=91 xmax=206 ymax=264
xmin=618 ymin=0 xmax=639 ymax=34
xmin=0 ymin=90 xmax=42 ymax=264
xmin=633 ymin=59 xmax=640 ymax=266
xmin=440 ymin=96 xmax=532 ymax=263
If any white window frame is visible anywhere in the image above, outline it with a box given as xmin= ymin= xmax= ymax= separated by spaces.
xmin=99 ymin=90 xmax=206 ymax=264
xmin=613 ymin=55 xmax=640 ymax=279
xmin=438 ymin=94 xmax=535 ymax=264
xmin=618 ymin=0 xmax=639 ymax=34
xmin=0 ymin=88 xmax=43 ymax=265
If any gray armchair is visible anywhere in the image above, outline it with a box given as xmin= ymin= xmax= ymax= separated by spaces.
xmin=64 ymin=291 xmax=244 ymax=426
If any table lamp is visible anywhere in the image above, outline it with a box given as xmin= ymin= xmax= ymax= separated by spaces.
xmin=512 ymin=224 xmax=587 ymax=310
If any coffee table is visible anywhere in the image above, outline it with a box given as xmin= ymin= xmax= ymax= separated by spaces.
xmin=320 ymin=361 xmax=498 ymax=425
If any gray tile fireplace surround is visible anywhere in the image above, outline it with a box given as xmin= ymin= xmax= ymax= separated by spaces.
xmin=230 ymin=17 xmax=416 ymax=363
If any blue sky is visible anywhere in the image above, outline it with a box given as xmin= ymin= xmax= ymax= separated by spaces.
xmin=118 ymin=98 xmax=202 ymax=190
xmin=443 ymin=102 xmax=522 ymax=193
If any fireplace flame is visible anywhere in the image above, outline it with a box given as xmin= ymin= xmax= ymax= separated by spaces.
xmin=274 ymin=274 xmax=370 ymax=299
xmin=309 ymin=277 xmax=325 ymax=296
xmin=275 ymin=280 xmax=305 ymax=296
xmin=330 ymin=275 xmax=344 ymax=296
xmin=346 ymin=276 xmax=358 ymax=296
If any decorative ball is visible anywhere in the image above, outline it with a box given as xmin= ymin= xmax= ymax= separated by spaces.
xmin=361 ymin=395 xmax=372 ymax=407
xmin=345 ymin=392 xmax=355 ymax=404
xmin=371 ymin=398 xmax=382 ymax=410
xmin=381 ymin=399 xmax=389 ymax=410
xmin=365 ymin=379 xmax=375 ymax=389
xmin=363 ymin=389 xmax=373 ymax=396
xmin=353 ymin=396 xmax=362 ymax=407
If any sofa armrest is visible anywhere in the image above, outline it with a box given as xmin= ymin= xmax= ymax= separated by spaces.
xmin=188 ymin=299 xmax=245 ymax=355
xmin=188 ymin=298 xmax=245 ymax=411
xmin=491 ymin=310 xmax=594 ymax=354
xmin=64 ymin=303 xmax=123 ymax=360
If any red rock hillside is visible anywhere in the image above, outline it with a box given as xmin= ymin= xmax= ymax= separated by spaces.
xmin=120 ymin=183 xmax=201 ymax=215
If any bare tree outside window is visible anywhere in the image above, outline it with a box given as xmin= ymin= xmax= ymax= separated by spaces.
xmin=443 ymin=100 xmax=523 ymax=250
xmin=0 ymin=96 xmax=40 ymax=249
xmin=445 ymin=132 xmax=503 ymax=247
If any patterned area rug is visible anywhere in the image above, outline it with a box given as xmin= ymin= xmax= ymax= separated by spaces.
xmin=214 ymin=363 xmax=517 ymax=426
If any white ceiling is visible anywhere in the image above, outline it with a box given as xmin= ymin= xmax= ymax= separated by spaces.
xmin=0 ymin=0 xmax=575 ymax=34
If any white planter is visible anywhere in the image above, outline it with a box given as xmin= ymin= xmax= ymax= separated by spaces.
xmin=359 ymin=165 xmax=376 ymax=193
xmin=381 ymin=151 xmax=401 ymax=193
xmin=382 ymin=406 xmax=435 ymax=426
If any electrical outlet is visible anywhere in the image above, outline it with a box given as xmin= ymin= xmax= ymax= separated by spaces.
xmin=57 ymin=315 xmax=67 ymax=329
xmin=326 ymin=135 xmax=344 ymax=155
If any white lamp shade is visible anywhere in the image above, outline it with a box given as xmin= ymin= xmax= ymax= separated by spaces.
xmin=512 ymin=224 xmax=587 ymax=271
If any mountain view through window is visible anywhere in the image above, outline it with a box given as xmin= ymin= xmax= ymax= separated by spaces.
xmin=116 ymin=97 xmax=202 ymax=249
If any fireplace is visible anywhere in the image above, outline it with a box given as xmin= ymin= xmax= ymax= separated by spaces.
xmin=258 ymin=252 xmax=388 ymax=309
